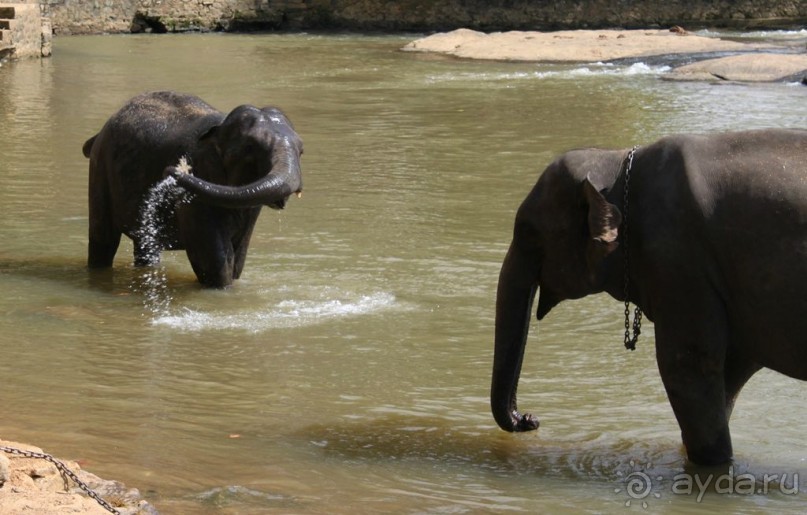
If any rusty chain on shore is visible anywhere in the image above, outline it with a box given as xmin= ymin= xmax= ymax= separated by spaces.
xmin=0 ymin=445 xmax=121 ymax=514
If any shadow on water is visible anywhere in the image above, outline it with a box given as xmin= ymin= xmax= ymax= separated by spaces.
xmin=296 ymin=414 xmax=683 ymax=481
xmin=193 ymin=486 xmax=302 ymax=512
xmin=0 ymin=253 xmax=201 ymax=314
xmin=294 ymin=415 xmax=805 ymax=507
xmin=0 ymin=254 xmax=105 ymax=290
xmin=608 ymin=49 xmax=794 ymax=68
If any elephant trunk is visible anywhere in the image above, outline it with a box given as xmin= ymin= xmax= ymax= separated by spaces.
xmin=170 ymin=141 xmax=302 ymax=210
xmin=491 ymin=244 xmax=540 ymax=432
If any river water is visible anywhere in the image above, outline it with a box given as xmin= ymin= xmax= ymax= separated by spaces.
xmin=1 ymin=31 xmax=806 ymax=514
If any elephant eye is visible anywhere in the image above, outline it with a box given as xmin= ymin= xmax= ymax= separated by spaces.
xmin=224 ymin=144 xmax=257 ymax=163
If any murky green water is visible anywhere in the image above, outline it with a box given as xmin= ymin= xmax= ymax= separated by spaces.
xmin=1 ymin=32 xmax=806 ymax=513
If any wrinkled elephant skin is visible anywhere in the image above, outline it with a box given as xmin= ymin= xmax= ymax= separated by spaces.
xmin=83 ymin=91 xmax=303 ymax=287
xmin=492 ymin=128 xmax=807 ymax=465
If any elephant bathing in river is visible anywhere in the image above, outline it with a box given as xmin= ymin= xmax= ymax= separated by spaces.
xmin=492 ymin=128 xmax=807 ymax=465
xmin=83 ymin=91 xmax=303 ymax=287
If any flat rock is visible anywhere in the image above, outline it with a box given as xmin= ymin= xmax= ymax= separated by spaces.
xmin=402 ymin=28 xmax=771 ymax=62
xmin=667 ymin=53 xmax=807 ymax=82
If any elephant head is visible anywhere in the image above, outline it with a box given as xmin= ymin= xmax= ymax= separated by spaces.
xmin=166 ymin=105 xmax=303 ymax=210
xmin=491 ymin=149 xmax=628 ymax=432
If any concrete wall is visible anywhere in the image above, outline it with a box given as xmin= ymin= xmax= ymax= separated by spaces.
xmin=41 ymin=0 xmax=807 ymax=36
xmin=0 ymin=2 xmax=51 ymax=59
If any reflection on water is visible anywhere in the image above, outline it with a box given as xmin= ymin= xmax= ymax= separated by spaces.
xmin=1 ymin=32 xmax=806 ymax=513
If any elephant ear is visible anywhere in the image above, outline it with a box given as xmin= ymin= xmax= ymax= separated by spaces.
xmin=582 ymin=178 xmax=622 ymax=270
xmin=199 ymin=124 xmax=219 ymax=141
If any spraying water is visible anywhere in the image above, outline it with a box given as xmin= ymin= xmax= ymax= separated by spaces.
xmin=134 ymin=158 xmax=194 ymax=315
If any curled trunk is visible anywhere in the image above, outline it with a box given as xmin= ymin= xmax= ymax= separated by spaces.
xmin=168 ymin=144 xmax=302 ymax=209
xmin=172 ymin=171 xmax=294 ymax=209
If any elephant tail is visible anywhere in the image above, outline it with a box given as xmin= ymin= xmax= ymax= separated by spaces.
xmin=82 ymin=135 xmax=97 ymax=158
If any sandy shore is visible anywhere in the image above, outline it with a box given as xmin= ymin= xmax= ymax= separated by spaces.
xmin=0 ymin=439 xmax=156 ymax=515
xmin=403 ymin=28 xmax=807 ymax=82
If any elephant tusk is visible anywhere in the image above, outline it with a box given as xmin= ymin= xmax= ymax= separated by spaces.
xmin=296 ymin=192 xmax=302 ymax=199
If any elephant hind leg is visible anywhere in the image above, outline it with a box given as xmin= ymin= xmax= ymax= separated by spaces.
xmin=88 ymin=167 xmax=121 ymax=268
xmin=88 ymin=201 xmax=122 ymax=268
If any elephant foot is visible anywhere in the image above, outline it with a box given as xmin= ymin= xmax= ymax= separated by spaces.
xmin=681 ymin=424 xmax=734 ymax=466
xmin=686 ymin=444 xmax=733 ymax=466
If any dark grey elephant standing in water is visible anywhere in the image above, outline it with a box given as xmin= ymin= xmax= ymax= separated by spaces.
xmin=491 ymin=128 xmax=807 ymax=465
xmin=83 ymin=91 xmax=303 ymax=287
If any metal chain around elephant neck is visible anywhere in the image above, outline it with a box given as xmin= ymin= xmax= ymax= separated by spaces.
xmin=622 ymin=145 xmax=642 ymax=351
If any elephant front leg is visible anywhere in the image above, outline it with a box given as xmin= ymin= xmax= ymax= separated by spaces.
xmin=88 ymin=230 xmax=122 ymax=268
xmin=723 ymin=350 xmax=761 ymax=421
xmin=232 ymin=211 xmax=260 ymax=280
xmin=185 ymin=233 xmax=236 ymax=288
xmin=653 ymin=295 xmax=734 ymax=466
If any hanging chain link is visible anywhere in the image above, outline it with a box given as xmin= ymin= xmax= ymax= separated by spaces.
xmin=0 ymin=445 xmax=122 ymax=514
xmin=621 ymin=146 xmax=642 ymax=351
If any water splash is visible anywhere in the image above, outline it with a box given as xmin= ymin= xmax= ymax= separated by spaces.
xmin=131 ymin=268 xmax=167 ymax=315
xmin=134 ymin=166 xmax=193 ymax=316
xmin=138 ymin=176 xmax=178 ymax=266
xmin=152 ymin=292 xmax=399 ymax=332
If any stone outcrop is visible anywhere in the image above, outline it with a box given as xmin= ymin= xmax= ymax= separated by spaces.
xmin=404 ymin=28 xmax=807 ymax=84
xmin=46 ymin=0 xmax=807 ymax=36
xmin=0 ymin=439 xmax=157 ymax=515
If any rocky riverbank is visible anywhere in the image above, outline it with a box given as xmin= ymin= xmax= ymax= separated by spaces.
xmin=0 ymin=439 xmax=156 ymax=515
xmin=403 ymin=28 xmax=807 ymax=83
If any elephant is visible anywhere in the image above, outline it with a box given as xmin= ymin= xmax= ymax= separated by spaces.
xmin=491 ymin=128 xmax=807 ymax=466
xmin=83 ymin=91 xmax=303 ymax=288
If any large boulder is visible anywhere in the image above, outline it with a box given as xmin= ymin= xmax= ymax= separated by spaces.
xmin=667 ymin=53 xmax=807 ymax=82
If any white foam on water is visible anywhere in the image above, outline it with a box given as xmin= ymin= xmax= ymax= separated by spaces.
xmin=695 ymin=28 xmax=807 ymax=40
xmin=425 ymin=62 xmax=670 ymax=84
xmin=152 ymin=291 xmax=399 ymax=332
